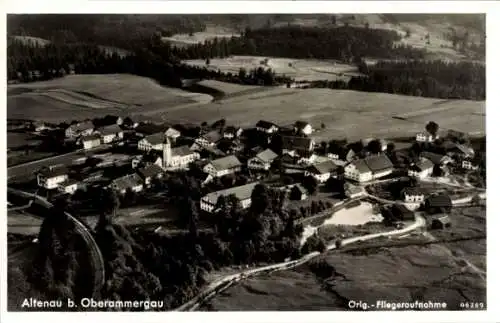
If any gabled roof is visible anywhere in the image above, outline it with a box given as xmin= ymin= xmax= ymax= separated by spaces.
xmin=309 ymin=160 xmax=338 ymax=175
xmin=112 ymin=173 xmax=143 ymax=190
xmin=351 ymin=159 xmax=371 ymax=174
xmin=143 ymin=150 xmax=162 ymax=163
xmin=256 ymin=120 xmax=278 ymax=129
xmin=202 ymin=130 xmax=223 ymax=143
xmin=402 ymin=187 xmax=425 ymax=196
xmin=60 ymin=179 xmax=79 ymax=187
xmin=421 ymin=152 xmax=446 ymax=165
xmin=202 ymin=182 xmax=259 ymax=205
xmin=142 ymin=132 xmax=165 ymax=146
xmin=165 ymin=127 xmax=181 ymax=138
xmin=82 ymin=134 xmax=101 ymax=142
xmin=209 ymin=155 xmax=241 ymax=171
xmin=38 ymin=166 xmax=68 ymax=178
xmin=255 ymin=149 xmax=278 ymax=163
xmin=364 ymin=154 xmax=394 ymax=173
xmin=410 ymin=157 xmax=434 ymax=172
xmin=453 ymin=143 xmax=474 ymax=156
xmin=426 ymin=194 xmax=452 ymax=208
xmin=294 ymin=184 xmax=308 ymax=195
xmin=282 ymin=135 xmax=314 ymax=151
xmin=224 ymin=126 xmax=242 ymax=135
xmin=171 ymin=145 xmax=195 ymax=157
xmin=391 ymin=204 xmax=414 ymax=219
xmin=68 ymin=121 xmax=94 ymax=132
xmin=98 ymin=124 xmax=123 ymax=136
xmin=138 ymin=164 xmax=164 ymax=179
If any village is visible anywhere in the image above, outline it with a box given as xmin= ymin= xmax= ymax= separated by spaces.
xmin=7 ymin=112 xmax=486 ymax=239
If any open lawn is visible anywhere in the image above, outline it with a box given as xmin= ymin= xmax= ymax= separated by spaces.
xmin=8 ymin=74 xmax=213 ymax=122
xmin=152 ymin=87 xmax=485 ymax=141
xmin=184 ymin=56 xmax=361 ymax=82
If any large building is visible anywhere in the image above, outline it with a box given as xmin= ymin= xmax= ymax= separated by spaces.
xmin=248 ymin=149 xmax=278 ymax=170
xmin=200 ymin=182 xmax=259 ymax=213
xmin=138 ymin=132 xmax=165 ymax=151
xmin=203 ymin=155 xmax=242 ymax=177
xmin=281 ymin=135 xmax=315 ymax=155
xmin=65 ymin=121 xmax=94 ymax=139
xmin=305 ymin=160 xmax=340 ymax=183
xmin=162 ymin=137 xmax=200 ymax=170
xmin=37 ymin=166 xmax=69 ymax=189
xmin=408 ymin=157 xmax=434 ymax=179
xmin=344 ymin=154 xmax=394 ymax=183
xmin=97 ymin=124 xmax=124 ymax=144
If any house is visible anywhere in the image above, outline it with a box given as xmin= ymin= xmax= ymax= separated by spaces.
xmin=200 ymin=182 xmax=258 ymax=213
xmin=248 ymin=148 xmax=278 ymax=170
xmin=401 ymin=187 xmax=425 ymax=203
xmin=416 ymin=131 xmax=439 ymax=143
xmin=65 ymin=121 xmax=94 ymax=139
xmin=81 ymin=134 xmax=102 ymax=150
xmin=294 ymin=121 xmax=313 ymax=136
xmin=344 ymin=154 xmax=394 ymax=183
xmin=281 ymin=135 xmax=315 ymax=155
xmin=431 ymin=215 xmax=452 ymax=230
xmin=110 ymin=174 xmax=144 ymax=195
xmin=256 ymin=120 xmax=279 ymax=134
xmin=289 ymin=184 xmax=308 ymax=200
xmin=446 ymin=143 xmax=475 ymax=159
xmin=345 ymin=149 xmax=357 ymax=162
xmin=137 ymin=164 xmax=164 ymax=186
xmin=425 ymin=194 xmax=453 ymax=214
xmin=223 ymin=126 xmax=243 ymax=139
xmin=138 ymin=133 xmax=165 ymax=151
xmin=37 ymin=166 xmax=69 ymax=189
xmin=391 ymin=204 xmax=415 ymax=221
xmin=297 ymin=152 xmax=318 ymax=165
xmin=203 ymin=155 xmax=242 ymax=177
xmin=408 ymin=157 xmax=434 ymax=179
xmin=420 ymin=152 xmax=453 ymax=166
xmin=58 ymin=179 xmax=79 ymax=195
xmin=344 ymin=183 xmax=365 ymax=198
xmin=165 ymin=127 xmax=181 ymax=142
xmin=32 ymin=121 xmax=50 ymax=132
xmin=133 ymin=150 xmax=163 ymax=169
xmin=195 ymin=130 xmax=223 ymax=147
xmin=305 ymin=160 xmax=339 ymax=183
xmin=163 ymin=138 xmax=200 ymax=170
xmin=462 ymin=158 xmax=479 ymax=170
xmin=97 ymin=124 xmax=124 ymax=144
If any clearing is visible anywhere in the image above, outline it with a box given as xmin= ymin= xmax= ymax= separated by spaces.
xmin=184 ymin=56 xmax=361 ymax=82
xmin=163 ymin=25 xmax=241 ymax=48
xmin=323 ymin=201 xmax=383 ymax=226
xmin=7 ymin=74 xmax=213 ymax=122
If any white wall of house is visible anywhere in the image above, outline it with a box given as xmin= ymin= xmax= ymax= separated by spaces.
xmin=165 ymin=153 xmax=199 ymax=169
xmin=200 ymin=199 xmax=215 ymax=212
xmin=83 ymin=139 xmax=101 ymax=150
xmin=404 ymin=194 xmax=425 ymax=203
xmin=257 ymin=126 xmax=278 ymax=134
xmin=138 ymin=140 xmax=163 ymax=151
xmin=372 ymin=169 xmax=393 ymax=180
xmin=408 ymin=168 xmax=433 ymax=179
xmin=344 ymin=164 xmax=373 ymax=183
xmin=60 ymin=183 xmax=78 ymax=194
xmin=462 ymin=160 xmax=479 ymax=170
xmin=300 ymin=124 xmax=313 ymax=135
xmin=38 ymin=174 xmax=68 ymax=189
xmin=248 ymin=158 xmax=270 ymax=170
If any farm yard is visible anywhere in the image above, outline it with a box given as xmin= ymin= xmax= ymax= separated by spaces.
xmin=183 ymin=56 xmax=361 ymax=82
xmin=7 ymin=74 xmax=213 ymax=122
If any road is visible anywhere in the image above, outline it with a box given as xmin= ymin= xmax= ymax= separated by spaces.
xmin=7 ymin=187 xmax=106 ymax=298
xmin=174 ymin=213 xmax=426 ymax=311
xmin=7 ymin=145 xmax=110 ymax=180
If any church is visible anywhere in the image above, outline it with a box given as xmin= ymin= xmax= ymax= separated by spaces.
xmin=162 ymin=136 xmax=200 ymax=170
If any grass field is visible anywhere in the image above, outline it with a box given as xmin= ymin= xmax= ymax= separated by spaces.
xmin=152 ymin=87 xmax=485 ymax=141
xmin=163 ymin=26 xmax=240 ymax=48
xmin=7 ymin=74 xmax=213 ymax=122
xmin=184 ymin=56 xmax=361 ymax=82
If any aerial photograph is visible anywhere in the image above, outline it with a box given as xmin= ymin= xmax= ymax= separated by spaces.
xmin=6 ymin=14 xmax=486 ymax=312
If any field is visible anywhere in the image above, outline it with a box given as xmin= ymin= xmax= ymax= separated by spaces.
xmin=184 ymin=56 xmax=361 ymax=82
xmin=323 ymin=201 xmax=383 ymax=226
xmin=151 ymin=87 xmax=485 ymax=141
xmin=7 ymin=74 xmax=213 ymax=122
xmin=163 ymin=25 xmax=241 ymax=48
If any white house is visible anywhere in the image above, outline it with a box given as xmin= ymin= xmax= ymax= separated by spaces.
xmin=402 ymin=187 xmax=425 ymax=203
xmin=138 ymin=132 xmax=165 ymax=151
xmin=305 ymin=160 xmax=339 ymax=183
xmin=65 ymin=121 xmax=94 ymax=139
xmin=408 ymin=157 xmax=434 ymax=179
xmin=256 ymin=120 xmax=279 ymax=134
xmin=81 ymin=134 xmax=102 ymax=150
xmin=281 ymin=135 xmax=315 ymax=155
xmin=344 ymin=154 xmax=394 ymax=183
xmin=462 ymin=159 xmax=479 ymax=170
xmin=37 ymin=166 xmax=69 ymax=189
xmin=97 ymin=124 xmax=124 ymax=144
xmin=195 ymin=130 xmax=223 ymax=148
xmin=200 ymin=182 xmax=258 ymax=213
xmin=162 ymin=138 xmax=200 ymax=170
xmin=110 ymin=174 xmax=144 ymax=195
xmin=294 ymin=121 xmax=313 ymax=136
xmin=223 ymin=126 xmax=243 ymax=139
xmin=247 ymin=149 xmax=278 ymax=171
xmin=58 ymin=179 xmax=79 ymax=195
xmin=203 ymin=155 xmax=242 ymax=177
xmin=137 ymin=164 xmax=164 ymax=186
xmin=416 ymin=132 xmax=439 ymax=143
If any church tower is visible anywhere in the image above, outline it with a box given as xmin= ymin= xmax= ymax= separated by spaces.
xmin=163 ymin=135 xmax=172 ymax=169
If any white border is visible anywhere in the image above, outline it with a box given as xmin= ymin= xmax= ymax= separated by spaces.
xmin=1 ymin=2 xmax=498 ymax=323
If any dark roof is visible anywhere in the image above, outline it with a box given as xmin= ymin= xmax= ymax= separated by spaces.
xmin=135 ymin=123 xmax=168 ymax=135
xmin=402 ymin=187 xmax=425 ymax=196
xmin=138 ymin=164 xmax=164 ymax=179
xmin=143 ymin=132 xmax=165 ymax=146
xmin=98 ymin=124 xmax=123 ymax=135
xmin=171 ymin=145 xmax=195 ymax=157
xmin=224 ymin=126 xmax=242 ymax=134
xmin=202 ymin=182 xmax=259 ymax=205
xmin=202 ymin=130 xmax=223 ymax=143
xmin=364 ymin=154 xmax=394 ymax=173
xmin=39 ymin=166 xmax=68 ymax=178
xmin=294 ymin=121 xmax=310 ymax=130
xmin=255 ymin=149 xmax=278 ymax=163
xmin=421 ymin=152 xmax=446 ymax=165
xmin=411 ymin=157 xmax=434 ymax=172
xmin=68 ymin=121 xmax=94 ymax=132
xmin=112 ymin=174 xmax=143 ymax=190
xmin=426 ymin=194 xmax=453 ymax=208
xmin=209 ymin=155 xmax=241 ymax=171
xmin=351 ymin=159 xmax=371 ymax=174
xmin=82 ymin=134 xmax=101 ymax=142
xmin=309 ymin=160 xmax=337 ymax=175
xmin=294 ymin=184 xmax=308 ymax=195
xmin=391 ymin=204 xmax=414 ymax=220
xmin=282 ymin=135 xmax=314 ymax=151
xmin=256 ymin=120 xmax=278 ymax=129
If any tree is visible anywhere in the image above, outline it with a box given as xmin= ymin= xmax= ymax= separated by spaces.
xmin=205 ymin=58 xmax=210 ymax=66
xmin=289 ymin=186 xmax=304 ymax=201
xmin=367 ymin=139 xmax=383 ymax=154
xmin=302 ymin=176 xmax=318 ymax=195
xmin=425 ymin=121 xmax=439 ymax=137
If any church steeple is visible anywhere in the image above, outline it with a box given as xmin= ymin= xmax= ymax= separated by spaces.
xmin=163 ymin=135 xmax=172 ymax=169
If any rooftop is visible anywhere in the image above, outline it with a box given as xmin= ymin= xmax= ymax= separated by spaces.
xmin=202 ymin=130 xmax=223 ymax=143
xmin=165 ymin=127 xmax=181 ymax=138
xmin=143 ymin=132 xmax=165 ymax=146
xmin=402 ymin=187 xmax=425 ymax=196
xmin=112 ymin=173 xmax=143 ymax=190
xmin=82 ymin=134 xmax=101 ymax=142
xmin=421 ymin=151 xmax=446 ymax=165
xmin=281 ymin=135 xmax=314 ymax=151
xmin=68 ymin=120 xmax=94 ymax=132
xmin=98 ymin=124 xmax=123 ymax=136
xmin=256 ymin=120 xmax=278 ymax=129
xmin=309 ymin=160 xmax=338 ymax=175
xmin=294 ymin=120 xmax=310 ymax=129
xmin=138 ymin=164 xmax=164 ymax=179
xmin=209 ymin=155 xmax=242 ymax=171
xmin=171 ymin=145 xmax=196 ymax=157
xmin=255 ymin=149 xmax=278 ymax=163
xmin=202 ymin=182 xmax=259 ymax=206
xmin=38 ymin=166 xmax=68 ymax=178
xmin=426 ymin=194 xmax=453 ymax=208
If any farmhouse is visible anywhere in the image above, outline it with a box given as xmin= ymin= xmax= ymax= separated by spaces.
xmin=137 ymin=164 xmax=164 ymax=186
xmin=425 ymin=194 xmax=452 ymax=214
xmin=203 ymin=155 xmax=242 ymax=177
xmin=138 ymin=133 xmax=165 ymax=151
xmin=58 ymin=179 xmax=79 ymax=195
xmin=223 ymin=126 xmax=243 ymax=139
xmin=110 ymin=174 xmax=144 ymax=195
xmin=408 ymin=157 xmax=434 ymax=178
xmin=345 ymin=183 xmax=365 ymax=198
xmin=446 ymin=143 xmax=475 ymax=159
xmin=345 ymin=149 xmax=357 ymax=162
xmin=294 ymin=121 xmax=313 ymax=136
xmin=416 ymin=131 xmax=439 ymax=143
xmin=431 ymin=215 xmax=452 ymax=230
xmin=195 ymin=130 xmax=223 ymax=147
xmin=462 ymin=158 xmax=479 ymax=170
xmin=305 ymin=160 xmax=339 ymax=183
xmin=248 ymin=148 xmax=278 ymax=170
xmin=132 ymin=150 xmax=163 ymax=169
xmin=81 ymin=134 xmax=102 ymax=150
xmin=163 ymin=138 xmax=200 ymax=170
xmin=401 ymin=187 xmax=425 ymax=203
xmin=65 ymin=121 xmax=94 ymax=139
xmin=344 ymin=154 xmax=394 ymax=183
xmin=256 ymin=120 xmax=279 ymax=134
xmin=200 ymin=182 xmax=258 ymax=213
xmin=98 ymin=124 xmax=124 ymax=144
xmin=281 ymin=135 xmax=315 ymax=155
xmin=37 ymin=166 xmax=69 ymax=190
xmin=289 ymin=184 xmax=308 ymax=201
xmin=383 ymin=204 xmax=415 ymax=222
xmin=420 ymin=152 xmax=453 ymax=166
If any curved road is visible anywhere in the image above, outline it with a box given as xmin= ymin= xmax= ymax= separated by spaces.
xmin=7 ymin=187 xmax=106 ymax=297
xmin=174 ymin=213 xmax=425 ymax=311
